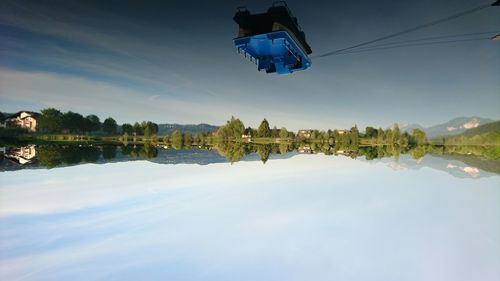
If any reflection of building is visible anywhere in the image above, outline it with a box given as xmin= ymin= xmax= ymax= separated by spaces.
xmin=5 ymin=111 xmax=40 ymax=131
xmin=298 ymin=130 xmax=312 ymax=138
xmin=5 ymin=145 xmax=37 ymax=165
xmin=298 ymin=145 xmax=313 ymax=154
xmin=335 ymin=150 xmax=358 ymax=158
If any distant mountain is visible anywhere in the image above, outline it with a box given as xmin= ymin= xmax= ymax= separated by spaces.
xmin=459 ymin=120 xmax=500 ymax=136
xmin=424 ymin=117 xmax=495 ymax=138
xmin=399 ymin=117 xmax=495 ymax=138
xmin=399 ymin=123 xmax=425 ymax=132
xmin=157 ymin=123 xmax=218 ymax=135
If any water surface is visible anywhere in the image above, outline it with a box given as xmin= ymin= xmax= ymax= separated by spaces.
xmin=1 ymin=149 xmax=499 ymax=281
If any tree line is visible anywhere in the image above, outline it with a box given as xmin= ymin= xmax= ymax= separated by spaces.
xmin=216 ymin=116 xmax=295 ymax=140
xmin=215 ymin=116 xmax=428 ymax=148
xmin=38 ymin=108 xmax=159 ymax=136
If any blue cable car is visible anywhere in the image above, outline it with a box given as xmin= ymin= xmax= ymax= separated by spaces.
xmin=233 ymin=1 xmax=312 ymax=74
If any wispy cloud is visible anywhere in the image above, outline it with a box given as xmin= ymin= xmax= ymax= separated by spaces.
xmin=0 ymin=68 xmax=225 ymax=123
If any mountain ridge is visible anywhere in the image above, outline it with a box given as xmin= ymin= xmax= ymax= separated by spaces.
xmin=399 ymin=116 xmax=496 ymax=138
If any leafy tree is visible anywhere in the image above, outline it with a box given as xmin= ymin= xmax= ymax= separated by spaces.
xmin=350 ymin=125 xmax=359 ymax=144
xmin=171 ymin=130 xmax=183 ymax=149
xmin=257 ymin=118 xmax=271 ymax=137
xmin=411 ymin=128 xmax=427 ymax=145
xmin=143 ymin=121 xmax=158 ymax=137
xmin=392 ymin=123 xmax=401 ymax=144
xmin=133 ymin=122 xmax=144 ymax=135
xmin=62 ymin=111 xmax=85 ymax=133
xmin=102 ymin=117 xmax=117 ymax=135
xmin=279 ymin=127 xmax=289 ymax=139
xmin=122 ymin=123 xmax=134 ymax=134
xmin=86 ymin=115 xmax=101 ymax=132
xmin=38 ymin=108 xmax=63 ymax=132
xmin=244 ymin=127 xmax=254 ymax=137
xmin=271 ymin=126 xmax=279 ymax=138
xmin=184 ymin=131 xmax=193 ymax=145
xmin=229 ymin=117 xmax=244 ymax=139
xmin=365 ymin=126 xmax=378 ymax=138
xmin=216 ymin=116 xmax=244 ymax=139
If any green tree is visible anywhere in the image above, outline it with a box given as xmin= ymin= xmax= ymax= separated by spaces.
xmin=279 ymin=127 xmax=289 ymax=139
xmin=171 ymin=130 xmax=183 ymax=149
xmin=365 ymin=126 xmax=378 ymax=138
xmin=392 ymin=124 xmax=401 ymax=144
xmin=411 ymin=128 xmax=427 ymax=145
xmin=216 ymin=116 xmax=244 ymax=140
xmin=143 ymin=121 xmax=158 ymax=137
xmin=121 ymin=123 xmax=133 ymax=134
xmin=86 ymin=115 xmax=101 ymax=132
xmin=133 ymin=122 xmax=143 ymax=135
xmin=102 ymin=117 xmax=117 ymax=135
xmin=257 ymin=118 xmax=271 ymax=137
xmin=38 ymin=108 xmax=63 ymax=132
xmin=229 ymin=117 xmax=245 ymax=139
xmin=349 ymin=125 xmax=359 ymax=147
xmin=184 ymin=131 xmax=193 ymax=145
xmin=62 ymin=111 xmax=85 ymax=133
xmin=271 ymin=126 xmax=279 ymax=138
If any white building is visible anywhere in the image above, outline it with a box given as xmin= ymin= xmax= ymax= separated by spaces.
xmin=5 ymin=111 xmax=40 ymax=131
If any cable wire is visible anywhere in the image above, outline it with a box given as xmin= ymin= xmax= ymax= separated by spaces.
xmin=333 ymin=37 xmax=491 ymax=56
xmin=343 ymin=30 xmax=500 ymax=50
xmin=314 ymin=3 xmax=492 ymax=58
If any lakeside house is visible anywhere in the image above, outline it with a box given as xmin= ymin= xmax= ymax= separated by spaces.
xmin=337 ymin=129 xmax=348 ymax=135
xmin=241 ymin=133 xmax=252 ymax=142
xmin=4 ymin=111 xmax=40 ymax=131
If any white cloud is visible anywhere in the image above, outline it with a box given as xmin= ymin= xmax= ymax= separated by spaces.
xmin=0 ymin=68 xmax=225 ymax=124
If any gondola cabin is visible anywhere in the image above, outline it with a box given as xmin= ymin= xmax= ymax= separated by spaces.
xmin=233 ymin=1 xmax=312 ymax=74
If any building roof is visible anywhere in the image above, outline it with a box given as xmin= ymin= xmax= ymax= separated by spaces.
xmin=6 ymin=111 xmax=41 ymax=120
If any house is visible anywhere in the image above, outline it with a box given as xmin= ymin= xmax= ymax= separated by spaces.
xmin=297 ymin=129 xmax=312 ymax=138
xmin=241 ymin=133 xmax=252 ymax=142
xmin=5 ymin=111 xmax=40 ymax=131
xmin=337 ymin=130 xmax=348 ymax=135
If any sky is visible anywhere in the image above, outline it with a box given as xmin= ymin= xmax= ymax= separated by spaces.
xmin=0 ymin=0 xmax=499 ymax=130
xmin=1 ymin=155 xmax=499 ymax=280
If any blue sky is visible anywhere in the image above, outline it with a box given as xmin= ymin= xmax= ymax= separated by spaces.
xmin=0 ymin=0 xmax=499 ymax=130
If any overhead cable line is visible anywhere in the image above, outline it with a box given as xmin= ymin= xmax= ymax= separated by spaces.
xmin=334 ymin=37 xmax=491 ymax=56
xmin=314 ymin=3 xmax=493 ymax=58
xmin=340 ymin=30 xmax=500 ymax=50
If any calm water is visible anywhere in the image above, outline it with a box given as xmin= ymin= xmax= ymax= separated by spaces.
xmin=1 ymin=147 xmax=499 ymax=281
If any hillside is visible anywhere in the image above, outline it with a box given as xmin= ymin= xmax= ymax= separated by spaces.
xmin=424 ymin=116 xmax=494 ymax=137
xmin=459 ymin=120 xmax=500 ymax=136
xmin=157 ymin=123 xmax=218 ymax=135
xmin=399 ymin=117 xmax=495 ymax=137
xmin=439 ymin=121 xmax=500 ymax=147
